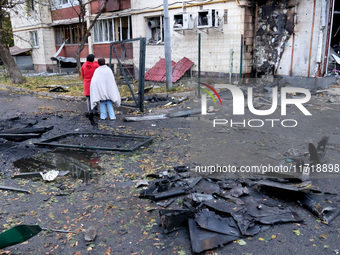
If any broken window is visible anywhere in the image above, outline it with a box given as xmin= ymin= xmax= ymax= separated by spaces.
xmin=52 ymin=0 xmax=79 ymax=9
xmin=30 ymin=31 xmax=38 ymax=47
xmin=54 ymin=24 xmax=85 ymax=45
xmin=93 ymin=16 xmax=131 ymax=43
xmin=146 ymin=16 xmax=164 ymax=44
xmin=198 ymin=9 xmax=220 ymax=28
xmin=94 ymin=19 xmax=114 ymax=43
xmin=329 ymin=1 xmax=340 ymax=73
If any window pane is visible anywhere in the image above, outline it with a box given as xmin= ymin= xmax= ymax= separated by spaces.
xmin=98 ymin=21 xmax=103 ymax=42
xmin=103 ymin=20 xmax=108 ymax=41
xmin=94 ymin=22 xmax=99 ymax=42
xmin=108 ymin=20 xmax=113 ymax=41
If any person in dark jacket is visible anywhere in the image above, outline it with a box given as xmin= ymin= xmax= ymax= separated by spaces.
xmin=81 ymin=54 xmax=99 ymax=115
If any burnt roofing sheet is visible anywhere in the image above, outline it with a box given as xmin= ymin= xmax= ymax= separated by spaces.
xmin=145 ymin=57 xmax=193 ymax=82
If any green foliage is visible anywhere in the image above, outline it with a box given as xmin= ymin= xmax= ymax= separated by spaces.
xmin=1 ymin=14 xmax=14 ymax=47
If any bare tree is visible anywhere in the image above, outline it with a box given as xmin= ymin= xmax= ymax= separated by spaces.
xmin=0 ymin=2 xmax=26 ymax=84
xmin=72 ymin=0 xmax=109 ymax=70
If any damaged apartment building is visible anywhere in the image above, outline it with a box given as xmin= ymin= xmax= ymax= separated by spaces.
xmin=9 ymin=0 xmax=340 ymax=79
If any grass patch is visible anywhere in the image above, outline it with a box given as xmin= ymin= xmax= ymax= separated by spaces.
xmin=0 ymin=73 xmax=193 ymax=98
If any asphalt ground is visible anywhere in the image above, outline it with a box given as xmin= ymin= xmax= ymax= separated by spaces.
xmin=0 ymin=83 xmax=339 ymax=255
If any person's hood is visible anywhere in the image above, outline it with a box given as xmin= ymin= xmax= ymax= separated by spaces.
xmin=83 ymin=61 xmax=98 ymax=69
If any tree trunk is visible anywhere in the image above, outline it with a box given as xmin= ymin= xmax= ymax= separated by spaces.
xmin=0 ymin=43 xmax=26 ymax=84
xmin=76 ymin=41 xmax=84 ymax=71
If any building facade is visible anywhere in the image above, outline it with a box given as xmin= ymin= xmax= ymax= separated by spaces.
xmin=9 ymin=0 xmax=340 ymax=78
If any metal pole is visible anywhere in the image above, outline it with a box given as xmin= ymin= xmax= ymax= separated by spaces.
xmin=239 ymin=34 xmax=243 ymax=85
xmin=229 ymin=49 xmax=233 ymax=83
xmin=163 ymin=0 xmax=173 ymax=90
xmin=139 ymin=38 xmax=146 ymax=112
xmin=198 ymin=33 xmax=201 ymax=98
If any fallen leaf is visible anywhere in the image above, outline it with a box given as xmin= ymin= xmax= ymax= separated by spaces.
xmin=237 ymin=239 xmax=246 ymax=245
xmin=293 ymin=229 xmax=300 ymax=236
xmin=320 ymin=234 xmax=327 ymax=239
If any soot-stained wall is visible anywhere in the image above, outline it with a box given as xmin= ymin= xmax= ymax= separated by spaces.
xmin=254 ymin=0 xmax=295 ymax=76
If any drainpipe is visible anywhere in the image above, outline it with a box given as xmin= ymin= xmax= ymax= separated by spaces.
xmin=290 ymin=33 xmax=295 ymax=77
xmin=229 ymin=49 xmax=233 ymax=83
xmin=86 ymin=3 xmax=93 ymax=54
xmin=307 ymin=0 xmax=316 ymax=77
xmin=239 ymin=34 xmax=243 ymax=85
xmin=198 ymin=33 xmax=201 ymax=98
xmin=324 ymin=0 xmax=335 ymax=76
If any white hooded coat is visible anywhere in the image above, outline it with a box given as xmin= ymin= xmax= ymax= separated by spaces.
xmin=90 ymin=65 xmax=121 ymax=110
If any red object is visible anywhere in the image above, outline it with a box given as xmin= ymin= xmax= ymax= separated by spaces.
xmin=171 ymin=57 xmax=194 ymax=82
xmin=145 ymin=57 xmax=193 ymax=82
xmin=81 ymin=61 xmax=99 ymax=96
xmin=144 ymin=59 xmax=175 ymax=82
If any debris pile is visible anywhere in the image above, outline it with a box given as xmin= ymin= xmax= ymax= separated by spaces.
xmin=0 ymin=126 xmax=54 ymax=142
xmin=138 ymin=139 xmax=339 ymax=254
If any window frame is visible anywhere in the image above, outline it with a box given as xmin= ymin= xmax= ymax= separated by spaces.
xmin=54 ymin=24 xmax=84 ymax=45
xmin=93 ymin=16 xmax=131 ymax=44
xmin=145 ymin=15 xmax=164 ymax=45
xmin=52 ymin=0 xmax=79 ymax=10
xmin=31 ymin=31 xmax=39 ymax=48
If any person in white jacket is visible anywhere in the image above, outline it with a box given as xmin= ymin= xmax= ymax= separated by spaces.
xmin=90 ymin=58 xmax=121 ymax=120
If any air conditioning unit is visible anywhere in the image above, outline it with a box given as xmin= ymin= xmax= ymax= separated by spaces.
xmin=198 ymin=9 xmax=220 ymax=28
xmin=173 ymin=13 xmax=194 ymax=30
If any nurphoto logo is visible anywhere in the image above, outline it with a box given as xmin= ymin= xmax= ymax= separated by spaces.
xmin=200 ymin=84 xmax=312 ymax=128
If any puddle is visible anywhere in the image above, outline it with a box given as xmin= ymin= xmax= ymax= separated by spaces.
xmin=13 ymin=150 xmax=102 ymax=182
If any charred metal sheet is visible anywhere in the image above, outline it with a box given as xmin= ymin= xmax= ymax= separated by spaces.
xmin=0 ymin=126 xmax=53 ymax=135
xmin=191 ymin=193 xmax=214 ymax=203
xmin=160 ymin=209 xmax=194 ymax=233
xmin=0 ymin=185 xmax=30 ymax=193
xmin=0 ymin=122 xmax=53 ymax=142
xmin=188 ymin=218 xmax=238 ymax=254
xmin=152 ymin=188 xmax=187 ymax=201
xmin=231 ymin=197 xmax=302 ymax=236
xmin=214 ymin=192 xmax=245 ymax=205
xmin=195 ymin=210 xmax=241 ymax=236
xmin=204 ymin=199 xmax=243 ymax=215
xmin=173 ymin=165 xmax=189 ymax=173
xmin=230 ymin=184 xmax=249 ymax=198
xmin=257 ymin=211 xmax=302 ymax=224
xmin=231 ymin=210 xmax=270 ymax=236
xmin=297 ymin=193 xmax=340 ymax=224
xmin=255 ymin=180 xmax=320 ymax=193
xmin=35 ymin=132 xmax=152 ymax=152
xmin=187 ymin=177 xmax=202 ymax=189
xmin=156 ymin=199 xmax=175 ymax=208
xmin=192 ymin=178 xmax=221 ymax=194
xmin=0 ymin=133 xmax=41 ymax=142
xmin=139 ymin=184 xmax=158 ymax=199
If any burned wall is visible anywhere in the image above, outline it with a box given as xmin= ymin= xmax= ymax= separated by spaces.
xmin=254 ymin=0 xmax=295 ymax=76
